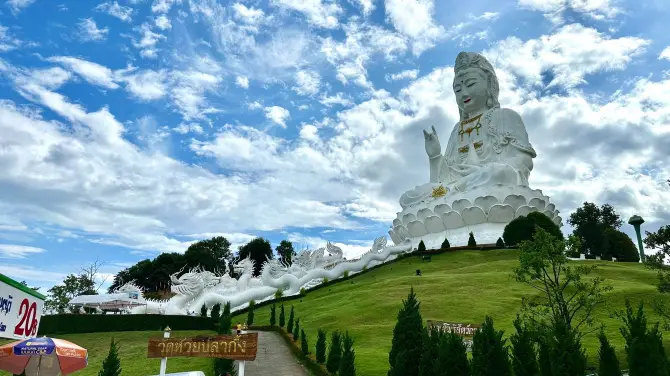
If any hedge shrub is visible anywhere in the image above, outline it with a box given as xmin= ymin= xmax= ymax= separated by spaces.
xmin=38 ymin=314 xmax=214 ymax=335
xmin=503 ymin=212 xmax=563 ymax=246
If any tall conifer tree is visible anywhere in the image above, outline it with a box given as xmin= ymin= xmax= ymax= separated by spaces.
xmin=388 ymin=287 xmax=424 ymax=376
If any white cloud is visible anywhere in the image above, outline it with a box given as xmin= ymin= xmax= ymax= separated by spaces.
xmin=248 ymin=101 xmax=263 ymax=110
xmin=170 ymin=69 xmax=221 ymax=120
xmin=350 ymin=0 xmax=375 ymax=16
xmin=299 ymin=124 xmax=319 ymax=141
xmin=485 ymin=23 xmax=650 ymax=88
xmin=173 ymin=123 xmax=204 ymax=134
xmin=48 ymin=56 xmax=119 ymax=89
xmin=117 ymin=68 xmax=168 ymax=101
xmin=518 ymin=0 xmax=622 ymax=21
xmin=133 ymin=23 xmax=166 ymax=59
xmin=152 ymin=0 xmax=181 ymax=13
xmin=232 ymin=3 xmax=266 ymax=24
xmin=320 ymin=92 xmax=354 ymax=107
xmin=6 ymin=0 xmax=34 ymax=15
xmin=0 ymin=25 xmax=21 ymax=52
xmin=293 ymin=70 xmax=321 ymax=95
xmin=271 ymin=0 xmax=343 ymax=28
xmin=155 ymin=14 xmax=172 ymax=30
xmin=0 ymin=264 xmax=65 ymax=285
xmin=385 ymin=69 xmax=419 ymax=81
xmin=660 ymin=46 xmax=670 ymax=61
xmin=27 ymin=67 xmax=72 ymax=90
xmin=384 ymin=0 xmax=445 ymax=55
xmin=264 ymin=106 xmax=291 ymax=128
xmin=236 ymin=75 xmax=250 ymax=88
xmin=77 ymin=18 xmax=109 ymax=42
xmin=0 ymin=244 xmax=45 ymax=259
xmin=95 ymin=2 xmax=134 ymax=22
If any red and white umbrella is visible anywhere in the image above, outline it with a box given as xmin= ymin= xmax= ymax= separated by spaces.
xmin=0 ymin=337 xmax=88 ymax=376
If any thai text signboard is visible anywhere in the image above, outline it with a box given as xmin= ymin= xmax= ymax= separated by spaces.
xmin=426 ymin=320 xmax=481 ymax=351
xmin=0 ymin=273 xmax=46 ymax=340
xmin=147 ymin=333 xmax=258 ymax=361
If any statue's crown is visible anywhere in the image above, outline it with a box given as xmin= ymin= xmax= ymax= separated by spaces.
xmin=454 ymin=52 xmax=494 ymax=75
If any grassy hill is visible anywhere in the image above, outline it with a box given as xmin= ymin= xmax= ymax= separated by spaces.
xmin=234 ymin=249 xmax=667 ymax=375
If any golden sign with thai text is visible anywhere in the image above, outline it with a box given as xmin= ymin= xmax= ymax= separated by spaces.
xmin=147 ymin=333 xmax=258 ymax=361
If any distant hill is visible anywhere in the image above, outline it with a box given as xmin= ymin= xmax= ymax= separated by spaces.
xmin=235 ymin=249 xmax=666 ymax=375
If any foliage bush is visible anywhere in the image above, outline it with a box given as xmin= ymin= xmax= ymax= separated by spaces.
xmin=269 ymin=303 xmax=276 ymax=326
xmin=468 ymin=232 xmax=477 ymax=247
xmin=287 ymin=306 xmax=295 ymax=333
xmin=247 ymin=300 xmax=255 ymax=326
xmin=274 ymin=288 xmax=284 ymax=299
xmin=98 ymin=338 xmax=122 ymax=376
xmin=293 ymin=318 xmax=300 ymax=341
xmin=339 ymin=331 xmax=356 ymax=376
xmin=214 ymin=303 xmax=234 ymax=375
xmin=620 ymin=300 xmax=669 ymax=376
xmin=326 ymin=330 xmax=342 ymax=374
xmin=496 ymin=237 xmax=505 ymax=248
xmin=509 ymin=316 xmax=538 ymax=376
xmin=418 ymin=326 xmax=440 ymax=376
xmin=200 ymin=304 xmax=207 ymax=317
xmin=441 ymin=238 xmax=450 ymax=249
xmin=470 ymin=316 xmax=510 ymax=376
xmin=388 ymin=287 xmax=423 ymax=376
xmin=279 ymin=303 xmax=286 ymax=327
xmin=598 ymin=330 xmax=622 ymax=376
xmin=210 ymin=303 xmax=221 ymax=322
xmin=316 ymin=328 xmax=327 ymax=364
xmin=605 ymin=228 xmax=640 ymax=262
xmin=301 ymin=328 xmax=309 ymax=355
xmin=435 ymin=331 xmax=469 ymax=376
xmin=418 ymin=240 xmax=426 ymax=252
xmin=38 ymin=314 xmax=214 ymax=335
xmin=503 ymin=211 xmax=563 ymax=246
xmin=300 ymin=287 xmax=307 ymax=296
xmin=322 ymin=277 xmax=329 ymax=284
xmin=343 ymin=271 xmax=349 ymax=278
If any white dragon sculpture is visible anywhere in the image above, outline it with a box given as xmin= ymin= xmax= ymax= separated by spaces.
xmin=131 ymin=236 xmax=411 ymax=315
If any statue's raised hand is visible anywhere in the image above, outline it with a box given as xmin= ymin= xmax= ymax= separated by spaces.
xmin=423 ymin=125 xmax=441 ymax=158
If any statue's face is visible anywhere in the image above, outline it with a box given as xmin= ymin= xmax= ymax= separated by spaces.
xmin=453 ymin=68 xmax=488 ymax=115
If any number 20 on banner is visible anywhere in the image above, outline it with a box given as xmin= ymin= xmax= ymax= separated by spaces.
xmin=13 ymin=298 xmax=39 ymax=337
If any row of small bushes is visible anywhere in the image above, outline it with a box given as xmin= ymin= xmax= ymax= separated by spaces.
xmin=38 ymin=314 xmax=214 ymax=335
xmin=258 ymin=302 xmax=357 ymax=375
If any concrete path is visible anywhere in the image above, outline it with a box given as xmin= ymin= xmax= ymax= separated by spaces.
xmin=239 ymin=331 xmax=311 ymax=376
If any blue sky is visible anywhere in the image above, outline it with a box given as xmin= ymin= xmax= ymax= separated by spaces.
xmin=1 ymin=0 xmax=669 ymax=292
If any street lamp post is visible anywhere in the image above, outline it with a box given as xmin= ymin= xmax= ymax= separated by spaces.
xmin=628 ymin=215 xmax=646 ymax=263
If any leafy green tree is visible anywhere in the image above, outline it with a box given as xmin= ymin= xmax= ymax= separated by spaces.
xmin=339 ymin=331 xmax=356 ymax=376
xmin=219 ymin=302 xmax=232 ymax=336
xmin=247 ymin=300 xmax=255 ymax=326
xmin=98 ymin=338 xmax=122 ymax=376
xmin=270 ymin=304 xmax=276 ymax=326
xmin=316 ymin=329 xmax=327 ymax=364
xmin=509 ymin=316 xmax=538 ymax=376
xmin=597 ymin=330 xmax=622 ymax=376
xmin=496 ymin=237 xmax=505 ymax=248
xmin=513 ymin=228 xmax=611 ymax=333
xmin=644 ymin=225 xmax=670 ymax=294
xmin=210 ymin=303 xmax=221 ymax=322
xmin=568 ymin=202 xmax=621 ymax=257
xmin=279 ymin=303 xmax=286 ymax=327
xmin=287 ymin=306 xmax=295 ymax=333
xmin=327 ymin=330 xmax=342 ymax=374
xmin=468 ymin=232 xmax=476 ymax=247
xmin=503 ymin=212 xmax=563 ymax=247
xmin=470 ymin=316 xmax=510 ymax=376
xmin=200 ymin=304 xmax=207 ymax=317
xmin=276 ymin=240 xmax=296 ymax=266
xmin=185 ymin=236 xmax=231 ymax=273
xmin=301 ymin=329 xmax=309 ymax=355
xmin=441 ymin=238 xmax=450 ymax=249
xmin=418 ymin=240 xmax=426 ymax=252
xmin=237 ymin=237 xmax=274 ymax=276
xmin=293 ymin=318 xmax=300 ymax=341
xmin=388 ymin=288 xmax=424 ymax=376
xmin=620 ymin=300 xmax=669 ymax=376
xmin=537 ymin=338 xmax=551 ymax=376
xmin=434 ymin=331 xmax=469 ymax=376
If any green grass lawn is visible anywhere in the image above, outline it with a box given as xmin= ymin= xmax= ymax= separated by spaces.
xmin=234 ymin=250 xmax=667 ymax=375
xmin=0 ymin=330 xmax=216 ymax=376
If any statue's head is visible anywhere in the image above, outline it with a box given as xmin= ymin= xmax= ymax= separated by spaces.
xmin=453 ymin=52 xmax=500 ymax=121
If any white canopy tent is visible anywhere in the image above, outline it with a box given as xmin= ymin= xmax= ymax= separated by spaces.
xmin=69 ymin=291 xmax=146 ymax=312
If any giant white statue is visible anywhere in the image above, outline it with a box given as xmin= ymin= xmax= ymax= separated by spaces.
xmin=389 ymin=52 xmax=561 ymax=248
